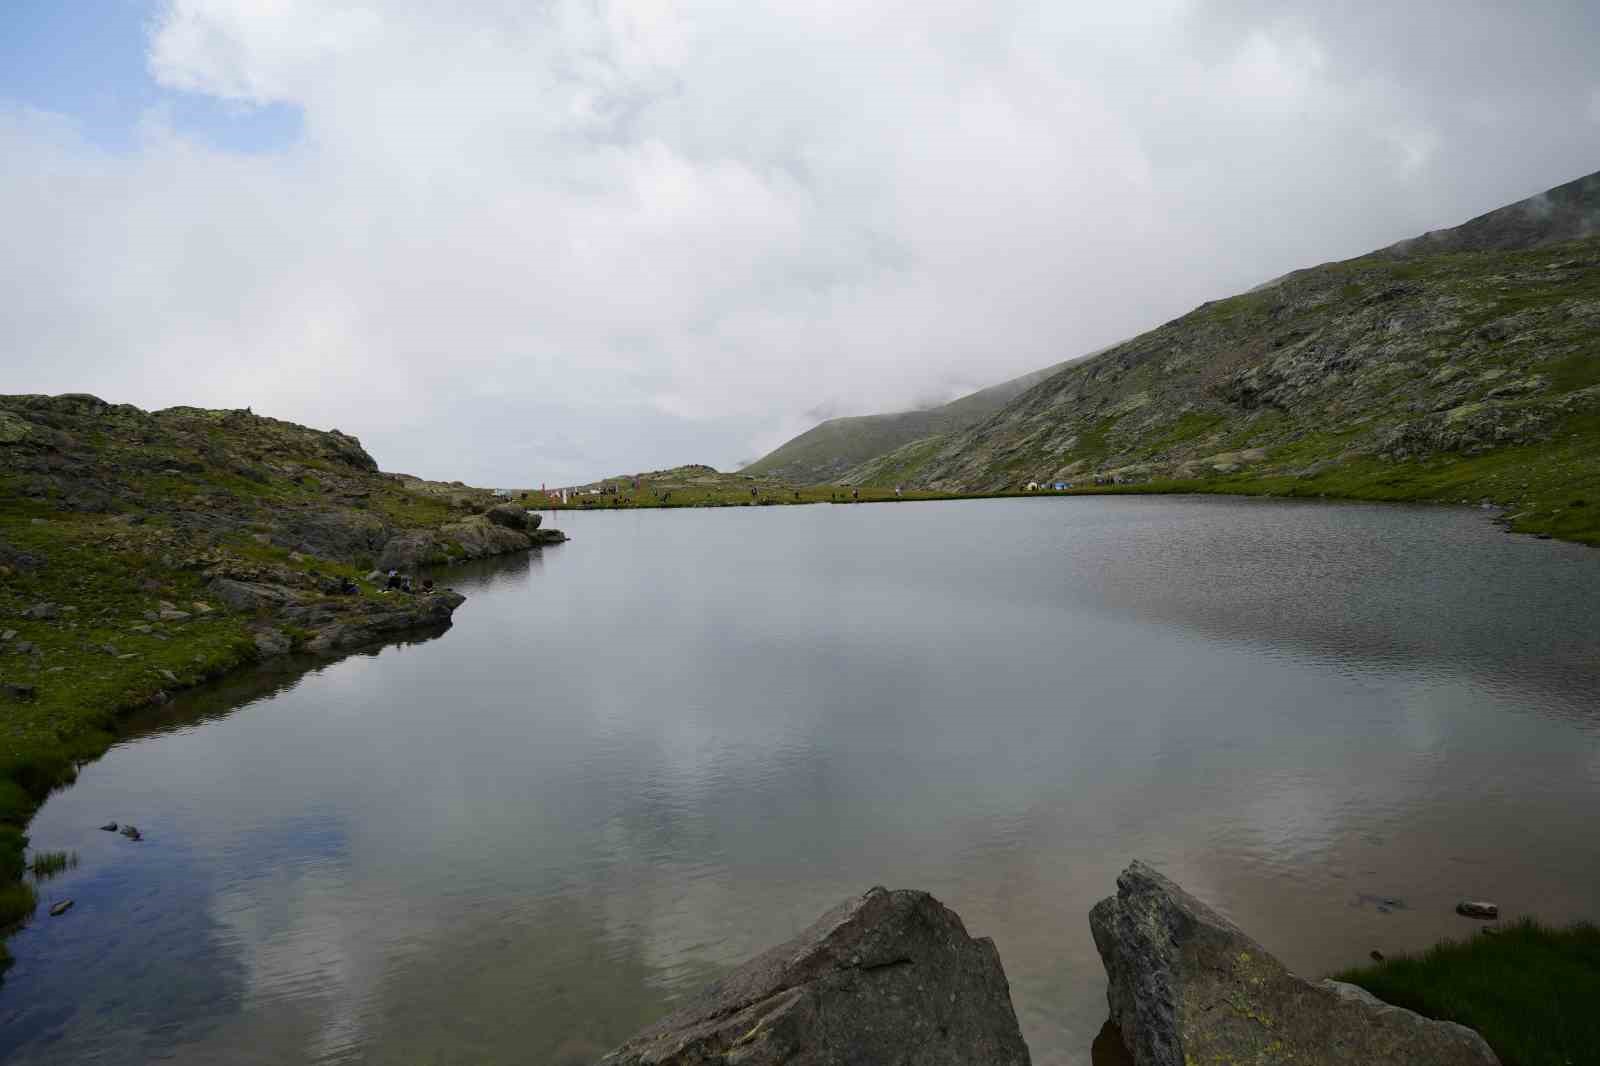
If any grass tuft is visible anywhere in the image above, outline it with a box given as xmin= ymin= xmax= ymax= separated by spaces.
xmin=28 ymin=851 xmax=78 ymax=880
xmin=1335 ymin=918 xmax=1600 ymax=1066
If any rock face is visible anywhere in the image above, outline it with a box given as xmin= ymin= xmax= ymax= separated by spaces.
xmin=827 ymin=171 xmax=1600 ymax=497
xmin=208 ymin=578 xmax=295 ymax=613
xmin=375 ymin=513 xmax=558 ymax=570
xmin=1089 ymin=861 xmax=1499 ymax=1066
xmin=301 ymin=590 xmax=464 ymax=653
xmin=485 ymin=503 xmax=539 ymax=531
xmin=598 ymin=887 xmax=1032 ymax=1066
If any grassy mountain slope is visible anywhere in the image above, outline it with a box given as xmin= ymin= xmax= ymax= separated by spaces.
xmin=841 ymin=171 xmax=1600 ymax=542
xmin=740 ymin=359 xmax=1078 ymax=483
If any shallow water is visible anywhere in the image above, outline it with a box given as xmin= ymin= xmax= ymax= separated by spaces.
xmin=3 ymin=496 xmax=1598 ymax=1064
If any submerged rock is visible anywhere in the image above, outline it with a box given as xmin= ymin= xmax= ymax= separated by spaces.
xmin=48 ymin=900 xmax=73 ymax=917
xmin=1456 ymin=900 xmax=1499 ymax=920
xmin=598 ymin=886 xmax=1031 ymax=1066
xmin=1089 ymin=860 xmax=1499 ymax=1066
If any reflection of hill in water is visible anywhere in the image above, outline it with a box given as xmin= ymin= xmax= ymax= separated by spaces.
xmin=114 ymin=627 xmax=454 ymax=745
xmin=116 ymin=548 xmax=551 ymax=746
xmin=424 ymin=544 xmax=541 ymax=592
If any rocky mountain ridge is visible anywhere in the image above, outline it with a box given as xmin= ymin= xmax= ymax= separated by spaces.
xmin=834 ymin=170 xmax=1600 ymax=542
xmin=740 ymin=356 xmax=1084 ymax=484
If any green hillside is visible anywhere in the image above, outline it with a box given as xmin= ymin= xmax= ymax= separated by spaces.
xmin=740 ymin=359 xmax=1079 ymax=483
xmin=0 ymin=395 xmax=560 ymax=972
xmin=839 ymin=170 xmax=1600 ymax=544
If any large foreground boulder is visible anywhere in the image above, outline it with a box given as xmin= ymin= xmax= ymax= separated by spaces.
xmin=1089 ymin=861 xmax=1499 ymax=1066
xmin=598 ymin=887 xmax=1031 ymax=1066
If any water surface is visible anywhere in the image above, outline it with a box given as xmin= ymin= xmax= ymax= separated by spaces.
xmin=4 ymin=497 xmax=1598 ymax=1064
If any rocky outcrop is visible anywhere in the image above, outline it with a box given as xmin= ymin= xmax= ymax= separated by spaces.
xmin=375 ymin=531 xmax=439 ymax=571
xmin=209 ymin=577 xmax=297 ymax=613
xmin=598 ymin=886 xmax=1031 ymax=1066
xmin=441 ymin=514 xmax=534 ymax=558
xmin=300 ymin=590 xmax=464 ymax=653
xmin=0 ymin=393 xmax=567 ymax=569
xmin=1089 ymin=861 xmax=1499 ymax=1066
xmin=485 ymin=503 xmax=539 ymax=531
xmin=375 ymin=512 xmax=563 ymax=570
xmin=205 ymin=568 xmax=468 ymax=657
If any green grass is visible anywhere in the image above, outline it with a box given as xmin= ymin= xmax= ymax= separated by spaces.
xmin=0 ymin=397 xmax=532 ymax=976
xmin=1142 ymin=411 xmax=1226 ymax=454
xmin=543 ymin=472 xmax=943 ymax=509
xmin=0 ymin=881 xmax=37 ymax=931
xmin=0 ymin=498 xmax=263 ymax=973
xmin=1545 ymin=348 xmax=1600 ymax=393
xmin=1048 ymin=406 xmax=1600 ymax=546
xmin=27 ymin=850 xmax=76 ymax=879
xmin=1335 ymin=919 xmax=1600 ymax=1066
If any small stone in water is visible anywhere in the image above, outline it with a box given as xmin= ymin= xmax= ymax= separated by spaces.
xmin=1370 ymin=950 xmax=1384 ymax=962
xmin=99 ymin=822 xmax=118 ymax=832
xmin=1456 ymin=900 xmax=1499 ymax=919
xmin=49 ymin=900 xmax=73 ymax=917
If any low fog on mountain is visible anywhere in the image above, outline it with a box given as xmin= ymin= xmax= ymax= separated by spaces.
xmin=3 ymin=1 xmax=1597 ymax=485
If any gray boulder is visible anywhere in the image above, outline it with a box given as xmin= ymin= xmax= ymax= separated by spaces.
xmin=598 ymin=886 xmax=1031 ymax=1066
xmin=208 ymin=577 xmax=295 ymax=613
xmin=1089 ymin=860 xmax=1499 ymax=1066
xmin=484 ymin=503 xmax=532 ymax=530
xmin=440 ymin=514 xmax=532 ymax=559
xmin=375 ymin=531 xmax=439 ymax=571
xmin=302 ymin=590 xmax=465 ymax=653
xmin=253 ymin=628 xmax=292 ymax=657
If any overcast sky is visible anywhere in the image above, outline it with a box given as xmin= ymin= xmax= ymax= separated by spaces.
xmin=3 ymin=1 xmax=1597 ymax=485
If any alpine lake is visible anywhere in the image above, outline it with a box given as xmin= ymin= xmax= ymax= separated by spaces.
xmin=3 ymin=496 xmax=1598 ymax=1065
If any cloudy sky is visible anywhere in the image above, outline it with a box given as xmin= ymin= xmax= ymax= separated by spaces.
xmin=3 ymin=1 xmax=1597 ymax=485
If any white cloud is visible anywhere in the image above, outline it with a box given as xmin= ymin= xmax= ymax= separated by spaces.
xmin=4 ymin=0 xmax=1596 ymax=484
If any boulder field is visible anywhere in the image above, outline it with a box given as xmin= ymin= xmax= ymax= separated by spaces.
xmin=601 ymin=866 xmax=1501 ymax=1065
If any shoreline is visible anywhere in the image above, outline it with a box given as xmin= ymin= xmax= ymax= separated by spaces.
xmin=546 ymin=479 xmax=1596 ymax=547
xmin=0 ymin=528 xmax=560 ymax=977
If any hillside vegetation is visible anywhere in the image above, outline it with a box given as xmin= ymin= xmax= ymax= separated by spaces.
xmin=740 ymin=358 xmax=1078 ymax=483
xmin=550 ymin=464 xmax=931 ymax=508
xmin=836 ymin=170 xmax=1600 ymax=543
xmin=0 ymin=394 xmax=560 ymax=972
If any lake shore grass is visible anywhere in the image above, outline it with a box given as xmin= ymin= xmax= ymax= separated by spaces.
xmin=537 ymin=442 xmax=1600 ymax=547
xmin=1335 ymin=919 xmax=1600 ymax=1066
xmin=0 ymin=500 xmax=267 ymax=973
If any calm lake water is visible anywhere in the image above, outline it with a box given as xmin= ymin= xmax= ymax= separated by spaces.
xmin=3 ymin=497 xmax=1599 ymax=1065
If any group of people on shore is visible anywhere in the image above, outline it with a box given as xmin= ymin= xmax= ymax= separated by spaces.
xmin=382 ymin=570 xmax=433 ymax=595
